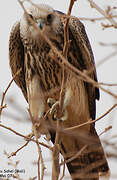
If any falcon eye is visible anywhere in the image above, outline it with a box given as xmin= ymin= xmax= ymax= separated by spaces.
xmin=47 ymin=14 xmax=53 ymax=23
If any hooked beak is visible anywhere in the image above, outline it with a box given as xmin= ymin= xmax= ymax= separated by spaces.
xmin=36 ymin=18 xmax=45 ymax=30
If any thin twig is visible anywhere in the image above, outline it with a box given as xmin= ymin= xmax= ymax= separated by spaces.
xmin=0 ymin=123 xmax=28 ymax=139
xmin=8 ymin=141 xmax=30 ymax=158
xmin=0 ymin=68 xmax=22 ymax=117
xmin=52 ymin=143 xmax=60 ymax=180
xmin=78 ymin=15 xmax=117 ymax=21
xmin=36 ymin=139 xmax=41 ymax=180
xmin=99 ymin=42 xmax=117 ymax=47
xmin=86 ymin=50 xmax=117 ymax=78
xmin=99 ymin=126 xmax=112 ymax=136
xmin=99 ymin=82 xmax=117 ymax=87
xmin=88 ymin=0 xmax=117 ymax=28
xmin=59 ymin=0 xmax=75 ymax=111
xmin=96 ymin=51 xmax=117 ymax=67
xmin=4 ymin=152 xmax=23 ymax=180
xmin=52 ymin=1 xmax=76 ymax=179
xmin=59 ymin=159 xmax=65 ymax=180
xmin=0 ymin=104 xmax=7 ymax=111
xmin=0 ymin=123 xmax=52 ymax=150
xmin=60 ymin=145 xmax=87 ymax=166
xmin=64 ymin=104 xmax=117 ymax=132
xmin=35 ymin=138 xmax=46 ymax=180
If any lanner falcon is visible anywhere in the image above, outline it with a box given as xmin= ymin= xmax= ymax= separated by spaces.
xmin=9 ymin=3 xmax=109 ymax=180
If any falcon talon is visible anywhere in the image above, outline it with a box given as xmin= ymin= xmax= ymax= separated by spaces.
xmin=49 ymin=101 xmax=59 ymax=115
xmin=50 ymin=101 xmax=68 ymax=121
xmin=47 ymin=97 xmax=56 ymax=108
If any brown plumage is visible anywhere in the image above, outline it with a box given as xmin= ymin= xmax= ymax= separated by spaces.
xmin=9 ymin=4 xmax=109 ymax=179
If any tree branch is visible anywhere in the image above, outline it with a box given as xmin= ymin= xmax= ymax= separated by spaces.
xmin=0 ymin=68 xmax=22 ymax=117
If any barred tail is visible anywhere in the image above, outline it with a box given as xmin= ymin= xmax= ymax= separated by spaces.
xmin=60 ymin=130 xmax=109 ymax=180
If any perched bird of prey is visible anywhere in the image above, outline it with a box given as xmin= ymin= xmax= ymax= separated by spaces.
xmin=9 ymin=3 xmax=109 ymax=180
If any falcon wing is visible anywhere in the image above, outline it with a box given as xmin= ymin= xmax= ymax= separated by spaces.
xmin=9 ymin=22 xmax=27 ymax=101
xmin=55 ymin=15 xmax=109 ymax=178
xmin=68 ymin=16 xmax=100 ymax=121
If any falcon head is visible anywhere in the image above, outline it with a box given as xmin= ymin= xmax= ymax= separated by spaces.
xmin=20 ymin=4 xmax=63 ymax=42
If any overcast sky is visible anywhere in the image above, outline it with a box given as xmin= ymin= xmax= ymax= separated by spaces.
xmin=0 ymin=0 xmax=117 ymax=179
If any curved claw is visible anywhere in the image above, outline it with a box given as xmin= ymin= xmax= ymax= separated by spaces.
xmin=47 ymin=98 xmax=68 ymax=121
xmin=50 ymin=101 xmax=59 ymax=120
xmin=47 ymin=98 xmax=56 ymax=108
xmin=49 ymin=101 xmax=59 ymax=115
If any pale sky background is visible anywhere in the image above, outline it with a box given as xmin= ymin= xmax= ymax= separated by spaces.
xmin=0 ymin=0 xmax=117 ymax=179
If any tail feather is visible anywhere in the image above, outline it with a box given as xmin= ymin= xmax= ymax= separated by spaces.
xmin=60 ymin=130 xmax=109 ymax=180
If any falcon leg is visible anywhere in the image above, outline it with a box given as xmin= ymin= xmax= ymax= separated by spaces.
xmin=47 ymin=88 xmax=71 ymax=121
xmin=27 ymin=75 xmax=45 ymax=120
xmin=27 ymin=74 xmax=50 ymax=139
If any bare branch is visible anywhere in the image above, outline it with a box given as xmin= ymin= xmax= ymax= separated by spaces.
xmin=59 ymin=159 xmax=65 ymax=180
xmin=0 ymin=68 xmax=22 ymax=117
xmin=0 ymin=123 xmax=52 ymax=150
xmin=60 ymin=145 xmax=87 ymax=165
xmin=8 ymin=141 xmax=30 ymax=158
xmin=64 ymin=104 xmax=117 ymax=132
xmin=99 ymin=126 xmax=112 ymax=136
xmin=99 ymin=82 xmax=117 ymax=87
xmin=78 ymin=15 xmax=117 ymax=22
xmin=87 ymin=0 xmax=117 ymax=28
xmin=52 ymin=1 xmax=76 ymax=179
